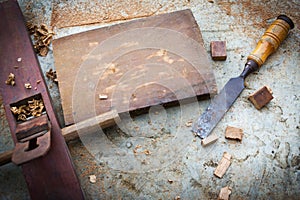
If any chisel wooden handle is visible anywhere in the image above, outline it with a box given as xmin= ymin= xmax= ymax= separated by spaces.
xmin=247 ymin=15 xmax=294 ymax=67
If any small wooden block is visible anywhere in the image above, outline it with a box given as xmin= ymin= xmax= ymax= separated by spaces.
xmin=214 ymin=152 xmax=232 ymax=178
xmin=201 ymin=133 xmax=219 ymax=146
xmin=225 ymin=126 xmax=243 ymax=141
xmin=248 ymin=86 xmax=273 ymax=110
xmin=210 ymin=41 xmax=227 ymax=61
xmin=217 ymin=186 xmax=232 ymax=200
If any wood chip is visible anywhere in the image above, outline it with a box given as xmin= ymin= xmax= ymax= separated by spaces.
xmin=24 ymin=83 xmax=32 ymax=89
xmin=210 ymin=41 xmax=227 ymax=61
xmin=248 ymin=86 xmax=273 ymax=109
xmin=89 ymin=175 xmax=96 ymax=183
xmin=133 ymin=144 xmax=142 ymax=154
xmin=99 ymin=94 xmax=108 ymax=100
xmin=5 ymin=73 xmax=15 ymax=86
xmin=201 ymin=133 xmax=219 ymax=146
xmin=185 ymin=120 xmax=193 ymax=127
xmin=225 ymin=126 xmax=243 ymax=141
xmin=214 ymin=152 xmax=232 ymax=178
xmin=143 ymin=149 xmax=151 ymax=155
xmin=39 ymin=46 xmax=49 ymax=57
xmin=217 ymin=186 xmax=232 ymax=200
xmin=46 ymin=68 xmax=58 ymax=83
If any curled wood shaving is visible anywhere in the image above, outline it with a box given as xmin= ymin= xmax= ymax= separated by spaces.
xmin=143 ymin=149 xmax=151 ymax=155
xmin=24 ymin=83 xmax=32 ymax=89
xmin=185 ymin=120 xmax=193 ymax=127
xmin=5 ymin=73 xmax=15 ymax=86
xmin=46 ymin=68 xmax=58 ymax=83
xmin=26 ymin=22 xmax=55 ymax=57
xmin=89 ymin=175 xmax=96 ymax=183
xmin=133 ymin=144 xmax=142 ymax=154
xmin=10 ymin=98 xmax=45 ymax=121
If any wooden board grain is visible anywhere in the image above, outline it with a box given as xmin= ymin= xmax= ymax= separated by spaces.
xmin=53 ymin=9 xmax=217 ymax=125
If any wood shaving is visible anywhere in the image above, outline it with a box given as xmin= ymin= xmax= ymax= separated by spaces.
xmin=143 ymin=149 xmax=151 ymax=155
xmin=24 ymin=83 xmax=32 ymax=89
xmin=46 ymin=68 xmax=58 ymax=83
xmin=133 ymin=144 xmax=142 ymax=154
xmin=10 ymin=98 xmax=45 ymax=121
xmin=5 ymin=73 xmax=15 ymax=86
xmin=89 ymin=175 xmax=96 ymax=183
xmin=185 ymin=120 xmax=193 ymax=127
xmin=26 ymin=22 xmax=55 ymax=57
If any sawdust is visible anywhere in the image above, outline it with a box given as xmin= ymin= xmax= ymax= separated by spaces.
xmin=51 ymin=0 xmax=190 ymax=28
xmin=216 ymin=0 xmax=299 ymax=31
xmin=21 ymin=1 xmax=49 ymax=26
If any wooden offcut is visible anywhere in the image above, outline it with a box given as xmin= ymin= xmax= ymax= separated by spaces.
xmin=217 ymin=186 xmax=232 ymax=200
xmin=62 ymin=110 xmax=119 ymax=142
xmin=225 ymin=126 xmax=243 ymax=141
xmin=210 ymin=41 xmax=227 ymax=61
xmin=214 ymin=152 xmax=232 ymax=178
xmin=53 ymin=9 xmax=217 ymax=125
xmin=248 ymin=86 xmax=273 ymax=109
xmin=201 ymin=133 xmax=219 ymax=146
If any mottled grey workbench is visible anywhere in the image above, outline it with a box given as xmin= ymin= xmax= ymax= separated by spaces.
xmin=0 ymin=0 xmax=299 ymax=199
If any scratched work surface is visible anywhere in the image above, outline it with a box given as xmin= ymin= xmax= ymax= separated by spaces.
xmin=0 ymin=0 xmax=299 ymax=199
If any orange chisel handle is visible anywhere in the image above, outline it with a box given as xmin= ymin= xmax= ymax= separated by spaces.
xmin=247 ymin=15 xmax=294 ymax=68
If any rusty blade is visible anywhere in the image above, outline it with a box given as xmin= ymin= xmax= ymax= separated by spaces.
xmin=192 ymin=76 xmax=245 ymax=139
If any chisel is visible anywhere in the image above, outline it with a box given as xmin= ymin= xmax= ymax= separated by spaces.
xmin=192 ymin=15 xmax=294 ymax=139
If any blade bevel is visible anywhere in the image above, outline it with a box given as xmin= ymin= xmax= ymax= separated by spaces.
xmin=192 ymin=76 xmax=245 ymax=139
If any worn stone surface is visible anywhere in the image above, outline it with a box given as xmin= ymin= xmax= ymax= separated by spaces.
xmin=0 ymin=0 xmax=299 ymax=199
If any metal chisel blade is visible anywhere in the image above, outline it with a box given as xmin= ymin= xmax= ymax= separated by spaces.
xmin=192 ymin=76 xmax=245 ymax=139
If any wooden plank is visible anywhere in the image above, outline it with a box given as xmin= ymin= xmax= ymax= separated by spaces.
xmin=0 ymin=110 xmax=119 ymax=166
xmin=0 ymin=1 xmax=84 ymax=199
xmin=214 ymin=152 xmax=232 ymax=178
xmin=53 ymin=9 xmax=217 ymax=125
